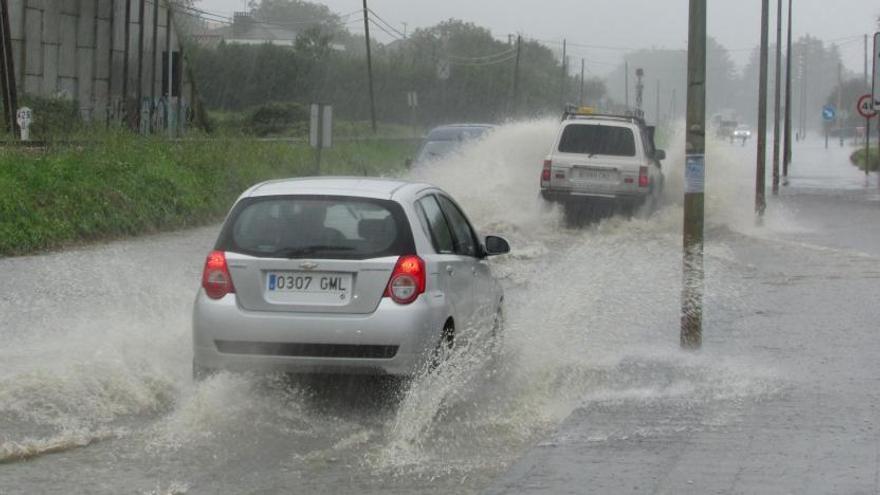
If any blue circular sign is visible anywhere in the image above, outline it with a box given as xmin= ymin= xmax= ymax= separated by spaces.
xmin=822 ymin=105 xmax=836 ymax=121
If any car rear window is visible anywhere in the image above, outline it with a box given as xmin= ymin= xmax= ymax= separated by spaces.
xmin=216 ymin=195 xmax=415 ymax=259
xmin=558 ymin=124 xmax=637 ymax=157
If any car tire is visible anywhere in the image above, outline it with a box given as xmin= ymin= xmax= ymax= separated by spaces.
xmin=429 ymin=320 xmax=456 ymax=371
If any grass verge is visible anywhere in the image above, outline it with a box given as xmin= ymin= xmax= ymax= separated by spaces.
xmin=0 ymin=133 xmax=415 ymax=256
xmin=850 ymin=148 xmax=879 ymax=172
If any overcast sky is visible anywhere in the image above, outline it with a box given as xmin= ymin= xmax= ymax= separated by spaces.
xmin=199 ymin=0 xmax=878 ymax=76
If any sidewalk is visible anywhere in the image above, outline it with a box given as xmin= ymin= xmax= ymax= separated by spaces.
xmin=487 ymin=145 xmax=880 ymax=494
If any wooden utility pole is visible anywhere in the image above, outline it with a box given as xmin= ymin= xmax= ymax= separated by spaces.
xmin=756 ymin=0 xmax=769 ymax=216
xmin=123 ymin=0 xmax=132 ymax=122
xmin=772 ymin=0 xmax=782 ymax=194
xmin=560 ymin=39 xmax=567 ymax=106
xmin=136 ymin=0 xmax=146 ymax=130
xmin=0 ymin=0 xmax=18 ymax=135
xmin=511 ymin=35 xmax=521 ymax=115
xmin=681 ymin=0 xmax=706 ymax=350
xmin=362 ymin=0 xmax=377 ymax=133
xmin=151 ymin=0 xmax=159 ymax=101
xmin=783 ymin=0 xmax=792 ymax=175
xmin=579 ymin=58 xmax=585 ymax=106
xmin=656 ymin=79 xmax=661 ymax=124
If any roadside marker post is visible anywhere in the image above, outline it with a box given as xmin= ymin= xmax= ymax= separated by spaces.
xmin=857 ymin=94 xmax=876 ymax=178
xmin=15 ymin=106 xmax=31 ymax=141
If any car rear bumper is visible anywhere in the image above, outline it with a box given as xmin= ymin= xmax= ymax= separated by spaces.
xmin=540 ymin=189 xmax=647 ymax=204
xmin=192 ymin=291 xmax=445 ymax=376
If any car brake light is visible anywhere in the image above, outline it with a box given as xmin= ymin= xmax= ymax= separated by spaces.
xmin=638 ymin=166 xmax=649 ymax=188
xmin=384 ymin=255 xmax=426 ymax=304
xmin=202 ymin=250 xmax=235 ymax=299
xmin=541 ymin=160 xmax=552 ymax=183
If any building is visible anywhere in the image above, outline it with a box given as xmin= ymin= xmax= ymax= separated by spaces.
xmin=0 ymin=0 xmax=198 ymax=133
xmin=191 ymin=12 xmax=299 ymax=48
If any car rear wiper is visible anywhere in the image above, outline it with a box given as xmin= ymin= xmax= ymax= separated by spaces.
xmin=276 ymin=246 xmax=355 ymax=258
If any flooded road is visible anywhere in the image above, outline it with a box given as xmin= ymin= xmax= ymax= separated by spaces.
xmin=1 ymin=123 xmax=876 ymax=494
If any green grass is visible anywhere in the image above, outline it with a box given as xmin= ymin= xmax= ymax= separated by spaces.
xmin=851 ymin=148 xmax=879 ymax=172
xmin=0 ymin=132 xmax=416 ymax=256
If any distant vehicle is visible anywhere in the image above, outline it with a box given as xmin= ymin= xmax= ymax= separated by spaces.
xmin=408 ymin=124 xmax=495 ymax=166
xmin=539 ymin=107 xmax=665 ymax=222
xmin=192 ymin=177 xmax=510 ymax=378
xmin=716 ymin=119 xmax=738 ymax=141
xmin=733 ymin=125 xmax=752 ymax=145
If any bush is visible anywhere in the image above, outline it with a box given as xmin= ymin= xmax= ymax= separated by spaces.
xmin=850 ymin=148 xmax=879 ymax=172
xmin=244 ymin=102 xmax=309 ymax=137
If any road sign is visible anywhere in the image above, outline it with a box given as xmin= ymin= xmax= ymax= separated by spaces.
xmin=857 ymin=94 xmax=876 ymax=119
xmin=873 ymin=32 xmax=879 ymax=110
xmin=822 ymin=105 xmax=836 ymax=121
xmin=309 ymin=103 xmax=332 ymax=149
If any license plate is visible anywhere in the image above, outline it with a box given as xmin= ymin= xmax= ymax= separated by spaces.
xmin=577 ymin=168 xmax=616 ymax=181
xmin=267 ymin=272 xmax=350 ymax=294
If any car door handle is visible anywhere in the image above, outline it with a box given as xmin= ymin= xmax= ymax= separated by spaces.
xmin=446 ymin=266 xmax=455 ymax=276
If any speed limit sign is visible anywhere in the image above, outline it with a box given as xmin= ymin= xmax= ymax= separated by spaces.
xmin=857 ymin=94 xmax=877 ymax=119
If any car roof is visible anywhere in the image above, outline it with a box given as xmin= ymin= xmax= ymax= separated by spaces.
xmin=564 ymin=115 xmax=640 ymax=127
xmin=425 ymin=124 xmax=495 ymax=140
xmin=241 ymin=176 xmax=436 ymax=201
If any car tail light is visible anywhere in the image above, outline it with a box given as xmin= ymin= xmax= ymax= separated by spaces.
xmin=541 ymin=160 xmax=552 ymax=184
xmin=202 ymin=250 xmax=235 ymax=299
xmin=384 ymin=255 xmax=425 ymax=304
xmin=638 ymin=166 xmax=649 ymax=188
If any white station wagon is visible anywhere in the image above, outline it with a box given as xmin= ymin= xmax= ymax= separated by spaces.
xmin=192 ymin=177 xmax=510 ymax=378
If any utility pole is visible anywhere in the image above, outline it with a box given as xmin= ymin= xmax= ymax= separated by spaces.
xmin=579 ymin=58 xmax=585 ymax=106
xmin=0 ymin=0 xmax=18 ymax=135
xmin=799 ymin=46 xmax=808 ymax=140
xmin=771 ymin=0 xmax=782 ymax=194
xmin=681 ymin=0 xmax=706 ymax=350
xmin=624 ymin=61 xmax=630 ymax=108
xmin=783 ymin=0 xmax=792 ymax=174
xmin=123 ymin=0 xmax=132 ymax=125
xmin=511 ymin=35 xmax=522 ymax=115
xmin=362 ymin=0 xmax=377 ymax=133
xmin=560 ymin=39 xmax=567 ymax=106
xmin=837 ymin=62 xmax=843 ymax=146
xmin=756 ymin=0 xmax=769 ymax=216
xmin=671 ymin=88 xmax=677 ymax=121
xmin=656 ymin=79 xmax=661 ymax=125
xmin=136 ymin=0 xmax=146 ymax=131
xmin=635 ymin=68 xmax=644 ymax=114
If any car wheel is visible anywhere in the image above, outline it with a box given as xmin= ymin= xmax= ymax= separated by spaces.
xmin=429 ymin=319 xmax=455 ymax=370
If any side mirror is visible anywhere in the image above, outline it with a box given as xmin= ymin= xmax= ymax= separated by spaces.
xmin=405 ymin=157 xmax=413 ymax=168
xmin=483 ymin=235 xmax=510 ymax=256
xmin=654 ymin=149 xmax=666 ymax=161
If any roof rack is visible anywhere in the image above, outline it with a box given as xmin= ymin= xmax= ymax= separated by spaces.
xmin=561 ymin=104 xmax=647 ymax=125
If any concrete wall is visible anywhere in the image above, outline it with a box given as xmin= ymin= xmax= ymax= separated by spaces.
xmin=7 ymin=0 xmax=193 ymax=129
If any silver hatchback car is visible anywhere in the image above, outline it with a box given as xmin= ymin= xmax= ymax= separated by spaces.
xmin=192 ymin=177 xmax=510 ymax=377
